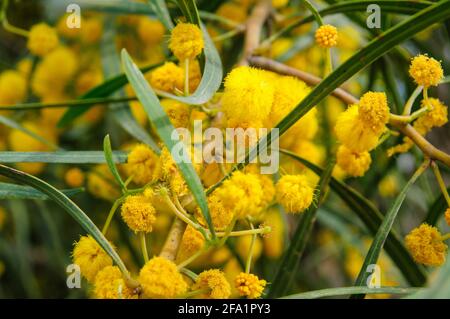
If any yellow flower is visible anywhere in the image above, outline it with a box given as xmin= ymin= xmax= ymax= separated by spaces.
xmin=335 ymin=104 xmax=380 ymax=152
xmin=138 ymin=17 xmax=165 ymax=45
xmin=139 ymin=256 xmax=188 ymax=298
xmin=222 ymin=66 xmax=274 ymax=128
xmin=263 ymin=208 xmax=284 ymax=259
xmin=214 ymin=171 xmax=265 ymax=218
xmin=409 ymin=54 xmax=443 ymax=87
xmin=0 ymin=70 xmax=27 ymax=104
xmin=56 ymin=14 xmax=81 ymax=39
xmin=176 ymin=225 xmax=205 ymax=263
xmin=72 ymin=235 xmax=113 ymax=282
xmin=235 ymin=272 xmax=266 ymax=299
xmin=315 ymin=24 xmax=338 ymax=48
xmin=259 ymin=174 xmax=276 ymax=209
xmin=405 ymin=224 xmax=447 ymax=267
xmin=65 ymin=167 xmax=85 ymax=188
xmin=27 ymin=23 xmax=59 ymax=56
xmin=413 ymin=98 xmax=448 ymax=135
xmin=196 ymin=193 xmax=235 ymax=230
xmin=169 ymin=23 xmax=204 ymax=60
xmin=80 ymin=18 xmax=103 ymax=44
xmin=192 ymin=269 xmax=231 ymax=299
xmin=161 ymin=99 xmax=190 ymax=128
xmin=93 ymin=266 xmax=138 ymax=299
xmin=276 ymin=174 xmax=314 ymax=213
xmin=149 ymin=62 xmax=184 ymax=93
xmin=125 ymin=144 xmax=158 ymax=185
xmin=445 ymin=208 xmax=450 ymax=227
xmin=336 ymin=145 xmax=372 ymax=177
xmin=121 ymin=194 xmax=157 ymax=233
xmin=358 ymin=92 xmax=390 ymax=134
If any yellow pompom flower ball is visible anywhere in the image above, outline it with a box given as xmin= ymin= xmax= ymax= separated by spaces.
xmin=72 ymin=235 xmax=113 ymax=282
xmin=93 ymin=266 xmax=138 ymax=299
xmin=138 ymin=17 xmax=165 ymax=45
xmin=358 ymin=91 xmax=390 ymax=134
xmin=214 ymin=171 xmax=265 ymax=218
xmin=315 ymin=24 xmax=338 ymax=48
xmin=235 ymin=272 xmax=266 ymax=299
xmin=149 ymin=62 xmax=184 ymax=93
xmin=336 ymin=145 xmax=372 ymax=177
xmin=409 ymin=54 xmax=443 ymax=87
xmin=161 ymin=99 xmax=190 ymax=128
xmin=196 ymin=193 xmax=235 ymax=230
xmin=176 ymin=225 xmax=205 ymax=263
xmin=169 ymin=22 xmax=204 ymax=61
xmin=276 ymin=174 xmax=314 ymax=213
xmin=335 ymin=104 xmax=380 ymax=152
xmin=413 ymin=98 xmax=448 ymax=135
xmin=405 ymin=224 xmax=447 ymax=267
xmin=139 ymin=256 xmax=188 ymax=298
xmin=222 ymin=66 xmax=274 ymax=128
xmin=125 ymin=144 xmax=158 ymax=185
xmin=27 ymin=23 xmax=59 ymax=56
xmin=121 ymin=194 xmax=157 ymax=233
xmin=192 ymin=269 xmax=231 ymax=299
xmin=0 ymin=71 xmax=27 ymax=104
xmin=64 ymin=167 xmax=85 ymax=188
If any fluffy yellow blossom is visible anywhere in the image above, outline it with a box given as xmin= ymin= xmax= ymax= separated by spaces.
xmin=336 ymin=145 xmax=372 ymax=177
xmin=56 ymin=14 xmax=81 ymax=39
xmin=263 ymin=208 xmax=284 ymax=259
xmin=414 ymin=98 xmax=448 ymax=135
xmin=125 ymin=144 xmax=158 ymax=185
xmin=138 ymin=17 xmax=165 ymax=45
xmin=315 ymin=24 xmax=338 ymax=48
xmin=259 ymin=174 xmax=276 ymax=209
xmin=87 ymin=165 xmax=121 ymax=201
xmin=121 ymin=194 xmax=157 ymax=233
xmin=192 ymin=269 xmax=231 ymax=299
xmin=222 ymin=66 xmax=274 ymax=128
xmin=214 ymin=171 xmax=265 ymax=218
xmin=0 ymin=71 xmax=27 ymax=104
xmin=196 ymin=193 xmax=234 ymax=230
xmin=409 ymin=54 xmax=443 ymax=87
xmin=169 ymin=23 xmax=204 ymax=60
xmin=276 ymin=174 xmax=314 ymax=213
xmin=93 ymin=266 xmax=138 ymax=299
xmin=17 ymin=58 xmax=33 ymax=78
xmin=405 ymin=224 xmax=447 ymax=267
xmin=27 ymin=23 xmax=59 ymax=56
xmin=72 ymin=235 xmax=113 ymax=282
xmin=139 ymin=256 xmax=188 ymax=298
xmin=65 ymin=167 xmax=85 ymax=188
xmin=235 ymin=272 xmax=266 ymax=299
xmin=177 ymin=225 xmax=205 ymax=263
xmin=335 ymin=104 xmax=380 ymax=152
xmin=31 ymin=46 xmax=78 ymax=97
xmin=358 ymin=92 xmax=390 ymax=134
xmin=149 ymin=62 xmax=184 ymax=93
xmin=161 ymin=99 xmax=190 ymax=128
xmin=445 ymin=208 xmax=450 ymax=227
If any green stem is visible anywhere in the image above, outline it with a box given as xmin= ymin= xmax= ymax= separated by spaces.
xmin=180 ymin=267 xmax=198 ymax=281
xmin=140 ymin=232 xmax=149 ymax=263
xmin=301 ymin=0 xmax=324 ymax=26
xmin=245 ymin=221 xmax=256 ymax=273
xmin=431 ymin=161 xmax=450 ymax=207
xmin=281 ymin=286 xmax=421 ymax=299
xmin=102 ymin=196 xmax=125 ymax=235
xmin=177 ymin=245 xmax=207 ymax=269
xmin=403 ymin=86 xmax=423 ymax=115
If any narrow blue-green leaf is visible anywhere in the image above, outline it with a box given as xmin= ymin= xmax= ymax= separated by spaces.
xmin=0 ymin=164 xmax=129 ymax=275
xmin=281 ymin=286 xmax=421 ymax=299
xmin=147 ymin=0 xmax=174 ymax=30
xmin=156 ymin=25 xmax=223 ymax=105
xmin=0 ymin=151 xmax=127 ymax=163
xmin=176 ymin=0 xmax=201 ymax=25
xmin=0 ymin=183 xmax=83 ymax=200
xmin=352 ymin=161 xmax=430 ymax=298
xmin=103 ymin=135 xmax=126 ymax=191
xmin=121 ymin=49 xmax=215 ymax=238
xmin=0 ymin=115 xmax=58 ymax=150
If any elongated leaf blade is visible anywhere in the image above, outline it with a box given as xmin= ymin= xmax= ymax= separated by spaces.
xmin=103 ymin=135 xmax=126 ymax=191
xmin=121 ymin=49 xmax=215 ymax=237
xmin=281 ymin=286 xmax=421 ymax=299
xmin=0 ymin=151 xmax=127 ymax=163
xmin=147 ymin=0 xmax=174 ymax=30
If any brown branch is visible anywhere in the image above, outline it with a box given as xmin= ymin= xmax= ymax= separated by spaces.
xmin=248 ymin=56 xmax=359 ymax=105
xmin=239 ymin=0 xmax=272 ymax=66
xmin=249 ymin=56 xmax=450 ymax=167
xmin=159 ymin=218 xmax=186 ymax=261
